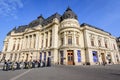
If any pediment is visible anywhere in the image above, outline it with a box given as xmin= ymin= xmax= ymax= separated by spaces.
xmin=24 ymin=28 xmax=36 ymax=33
xmin=24 ymin=25 xmax=42 ymax=34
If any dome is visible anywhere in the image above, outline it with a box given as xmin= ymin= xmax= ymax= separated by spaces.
xmin=62 ymin=7 xmax=78 ymax=20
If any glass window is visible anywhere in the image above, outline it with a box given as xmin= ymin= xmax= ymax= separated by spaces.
xmin=113 ymin=44 xmax=116 ymax=50
xmin=12 ymin=44 xmax=16 ymax=50
xmin=91 ymin=39 xmax=94 ymax=46
xmin=98 ymin=40 xmax=101 ymax=47
xmin=77 ymin=50 xmax=81 ymax=62
xmin=17 ymin=44 xmax=20 ymax=50
xmin=61 ymin=38 xmax=64 ymax=45
xmin=76 ymin=37 xmax=79 ymax=45
xmin=68 ymin=36 xmax=72 ymax=44
xmin=105 ymin=42 xmax=107 ymax=48
xmin=48 ymin=51 xmax=51 ymax=56
xmin=92 ymin=51 xmax=98 ymax=62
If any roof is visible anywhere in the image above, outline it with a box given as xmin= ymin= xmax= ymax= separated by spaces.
xmin=7 ymin=7 xmax=111 ymax=36
xmin=116 ymin=37 xmax=120 ymax=42
xmin=42 ymin=13 xmax=61 ymax=26
xmin=81 ymin=23 xmax=111 ymax=35
xmin=15 ymin=25 xmax=28 ymax=33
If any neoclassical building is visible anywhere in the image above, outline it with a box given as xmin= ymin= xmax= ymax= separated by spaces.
xmin=1 ymin=7 xmax=120 ymax=65
xmin=116 ymin=37 xmax=120 ymax=54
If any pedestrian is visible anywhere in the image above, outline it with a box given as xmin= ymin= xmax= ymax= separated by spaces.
xmin=103 ymin=61 xmax=106 ymax=66
xmin=32 ymin=60 xmax=35 ymax=68
xmin=37 ymin=60 xmax=40 ymax=68
xmin=47 ymin=57 xmax=51 ymax=67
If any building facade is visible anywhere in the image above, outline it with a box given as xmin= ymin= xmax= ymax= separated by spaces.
xmin=116 ymin=37 xmax=120 ymax=55
xmin=1 ymin=7 xmax=120 ymax=65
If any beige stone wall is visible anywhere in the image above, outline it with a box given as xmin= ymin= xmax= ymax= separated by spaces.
xmin=1 ymin=18 xmax=119 ymax=65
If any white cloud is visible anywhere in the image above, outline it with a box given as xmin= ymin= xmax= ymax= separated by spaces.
xmin=0 ymin=0 xmax=24 ymax=18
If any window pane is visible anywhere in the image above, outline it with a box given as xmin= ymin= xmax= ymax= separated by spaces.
xmin=68 ymin=36 xmax=72 ymax=44
xmin=77 ymin=50 xmax=81 ymax=62
xmin=92 ymin=51 xmax=98 ymax=62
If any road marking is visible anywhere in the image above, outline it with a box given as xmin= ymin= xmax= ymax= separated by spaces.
xmin=9 ymin=69 xmax=32 ymax=80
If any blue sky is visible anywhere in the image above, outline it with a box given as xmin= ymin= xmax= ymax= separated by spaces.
xmin=0 ymin=0 xmax=120 ymax=51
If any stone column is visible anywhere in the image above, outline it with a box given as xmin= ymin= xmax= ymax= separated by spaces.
xmin=31 ymin=35 xmax=34 ymax=48
xmin=39 ymin=33 xmax=42 ymax=49
xmin=28 ymin=36 xmax=30 ymax=49
xmin=20 ymin=38 xmax=23 ymax=50
xmin=52 ymin=24 xmax=58 ymax=48
xmin=73 ymin=31 xmax=76 ymax=46
xmin=22 ymin=37 xmax=25 ymax=49
xmin=25 ymin=36 xmax=28 ymax=49
xmin=36 ymin=33 xmax=39 ymax=49
xmin=15 ymin=39 xmax=18 ymax=50
xmin=48 ymin=31 xmax=50 ymax=48
xmin=43 ymin=33 xmax=46 ymax=48
xmin=64 ymin=32 xmax=67 ymax=45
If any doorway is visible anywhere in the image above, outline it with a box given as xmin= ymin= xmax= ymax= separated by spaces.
xmin=101 ymin=53 xmax=105 ymax=63
xmin=67 ymin=50 xmax=74 ymax=65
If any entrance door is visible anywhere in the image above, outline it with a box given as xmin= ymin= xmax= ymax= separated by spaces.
xmin=67 ymin=50 xmax=74 ymax=65
xmin=101 ymin=53 xmax=105 ymax=62
xmin=60 ymin=51 xmax=64 ymax=65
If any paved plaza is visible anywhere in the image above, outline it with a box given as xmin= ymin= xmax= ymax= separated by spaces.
xmin=0 ymin=64 xmax=120 ymax=80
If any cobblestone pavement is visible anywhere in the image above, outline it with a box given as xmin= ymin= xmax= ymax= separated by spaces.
xmin=0 ymin=64 xmax=120 ymax=80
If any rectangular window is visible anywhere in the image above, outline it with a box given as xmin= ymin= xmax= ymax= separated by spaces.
xmin=92 ymin=51 xmax=98 ymax=62
xmin=68 ymin=36 xmax=72 ymax=45
xmin=91 ymin=39 xmax=94 ymax=46
xmin=76 ymin=37 xmax=79 ymax=45
xmin=61 ymin=38 xmax=64 ymax=45
xmin=17 ymin=44 xmax=20 ymax=50
xmin=113 ymin=44 xmax=116 ymax=50
xmin=48 ymin=51 xmax=51 ymax=56
xmin=50 ymin=30 xmax=52 ymax=47
xmin=77 ymin=50 xmax=81 ymax=62
xmin=105 ymin=42 xmax=107 ymax=48
xmin=98 ymin=40 xmax=101 ymax=47
xmin=12 ymin=44 xmax=16 ymax=50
